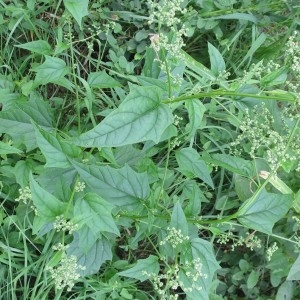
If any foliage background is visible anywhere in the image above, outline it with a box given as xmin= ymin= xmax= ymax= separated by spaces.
xmin=0 ymin=0 xmax=300 ymax=299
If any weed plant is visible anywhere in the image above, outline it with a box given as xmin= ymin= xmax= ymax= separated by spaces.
xmin=0 ymin=0 xmax=300 ymax=299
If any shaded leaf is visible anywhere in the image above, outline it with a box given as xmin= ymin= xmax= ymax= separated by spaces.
xmin=287 ymin=255 xmax=300 ymax=280
xmin=0 ymin=141 xmax=22 ymax=155
xmin=118 ymin=255 xmax=159 ymax=281
xmin=29 ymin=173 xmax=67 ymax=219
xmin=68 ymin=234 xmax=113 ymax=276
xmin=0 ymin=93 xmax=53 ymax=151
xmin=176 ymin=148 xmax=214 ymax=188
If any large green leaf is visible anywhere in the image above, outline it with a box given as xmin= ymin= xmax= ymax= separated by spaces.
xmin=63 ymin=0 xmax=89 ymax=30
xmin=237 ymin=189 xmax=293 ymax=234
xmin=29 ymin=173 xmax=67 ymax=219
xmin=72 ymin=161 xmax=150 ymax=207
xmin=33 ymin=56 xmax=70 ymax=86
xmin=176 ymin=148 xmax=214 ymax=188
xmin=72 ymin=86 xmax=173 ymax=147
xmin=180 ymin=238 xmax=220 ymax=300
xmin=118 ymin=255 xmax=159 ymax=281
xmin=67 ymin=234 xmax=113 ymax=276
xmin=0 ymin=93 xmax=53 ymax=151
xmin=88 ymin=71 xmax=121 ymax=89
xmin=33 ymin=123 xmax=81 ymax=168
xmin=16 ymin=40 xmax=52 ymax=55
xmin=74 ymin=193 xmax=119 ymax=235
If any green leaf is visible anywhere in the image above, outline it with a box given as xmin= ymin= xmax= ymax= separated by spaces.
xmin=72 ymin=161 xmax=150 ymax=207
xmin=204 ymin=154 xmax=254 ymax=177
xmin=87 ymin=71 xmax=121 ymax=89
xmin=63 ymin=0 xmax=89 ymax=30
xmin=29 ymin=173 xmax=67 ymax=219
xmin=72 ymin=86 xmax=173 ymax=147
xmin=74 ymin=193 xmax=119 ymax=235
xmin=276 ymin=281 xmax=294 ymax=300
xmin=247 ymin=270 xmax=259 ymax=289
xmin=170 ymin=202 xmax=189 ymax=236
xmin=33 ymin=122 xmax=81 ymax=168
xmin=0 ymin=93 xmax=53 ymax=151
xmin=237 ymin=189 xmax=293 ymax=234
xmin=185 ymin=99 xmax=206 ymax=137
xmin=176 ymin=148 xmax=214 ymax=188
xmin=16 ymin=40 xmax=52 ymax=55
xmin=33 ymin=56 xmax=70 ymax=86
xmin=183 ymin=180 xmax=206 ymax=217
xmin=0 ymin=141 xmax=22 ymax=155
xmin=208 ymin=42 xmax=226 ymax=75
xmin=181 ymin=238 xmax=220 ymax=300
xmin=68 ymin=234 xmax=113 ymax=276
xmin=287 ymin=255 xmax=300 ymax=280
xmin=118 ymin=255 xmax=159 ymax=281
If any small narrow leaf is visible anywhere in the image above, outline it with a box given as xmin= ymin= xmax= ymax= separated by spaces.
xmin=118 ymin=255 xmax=159 ymax=281
xmin=72 ymin=86 xmax=173 ymax=147
xmin=238 ymin=189 xmax=293 ymax=234
xmin=170 ymin=202 xmax=189 ymax=236
xmin=176 ymin=148 xmax=214 ymax=188
xmin=185 ymin=99 xmax=206 ymax=137
xmin=29 ymin=173 xmax=67 ymax=219
xmin=63 ymin=0 xmax=89 ymax=30
xmin=208 ymin=42 xmax=226 ymax=75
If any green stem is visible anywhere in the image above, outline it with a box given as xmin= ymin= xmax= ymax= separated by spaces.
xmin=163 ymin=89 xmax=296 ymax=104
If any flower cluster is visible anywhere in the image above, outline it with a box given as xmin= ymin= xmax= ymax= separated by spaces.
xmin=46 ymin=254 xmax=85 ymax=291
xmin=147 ymin=0 xmax=186 ymax=27
xmin=74 ymin=181 xmax=86 ymax=192
xmin=53 ymin=215 xmax=79 ymax=234
xmin=266 ymin=242 xmax=278 ymax=261
xmin=231 ymin=105 xmax=300 ymax=172
xmin=15 ymin=186 xmax=31 ymax=204
xmin=142 ymin=257 xmax=207 ymax=298
xmin=143 ymin=265 xmax=180 ymax=299
xmin=183 ymin=258 xmax=208 ymax=292
xmin=159 ymin=227 xmax=189 ymax=248
xmin=231 ymin=231 xmax=262 ymax=251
